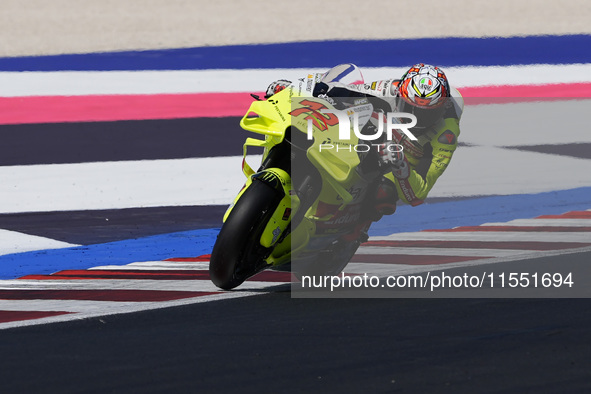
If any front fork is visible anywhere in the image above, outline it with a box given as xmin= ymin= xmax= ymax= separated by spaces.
xmin=224 ymin=137 xmax=325 ymax=266
xmin=224 ymin=167 xmax=301 ymax=249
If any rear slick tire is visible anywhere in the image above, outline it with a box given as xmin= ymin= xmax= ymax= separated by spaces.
xmin=209 ymin=179 xmax=283 ymax=290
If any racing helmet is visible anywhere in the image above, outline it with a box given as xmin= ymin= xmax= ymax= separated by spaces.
xmin=396 ymin=63 xmax=450 ymax=130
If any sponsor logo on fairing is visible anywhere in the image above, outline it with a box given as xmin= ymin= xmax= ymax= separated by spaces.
xmin=292 ymin=99 xmax=418 ymax=153
xmin=308 ymin=108 xmax=417 ymax=153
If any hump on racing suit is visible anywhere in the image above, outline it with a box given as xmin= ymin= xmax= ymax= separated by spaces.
xmin=319 ymin=63 xmax=365 ymax=85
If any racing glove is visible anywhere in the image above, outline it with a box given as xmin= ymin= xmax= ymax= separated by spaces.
xmin=378 ymin=141 xmax=410 ymax=179
xmin=265 ymin=79 xmax=292 ymax=98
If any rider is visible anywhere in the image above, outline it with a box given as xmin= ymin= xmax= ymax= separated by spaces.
xmin=265 ymin=63 xmax=464 ymax=222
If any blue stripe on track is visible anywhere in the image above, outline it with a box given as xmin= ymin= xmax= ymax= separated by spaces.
xmin=1 ymin=187 xmax=589 ymax=279
xmin=370 ymin=186 xmax=591 ymax=236
xmin=0 ymin=229 xmax=219 ymax=280
xmin=1 ymin=35 xmax=590 ymax=71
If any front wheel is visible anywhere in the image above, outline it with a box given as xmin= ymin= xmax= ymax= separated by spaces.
xmin=209 ymin=179 xmax=283 ymax=290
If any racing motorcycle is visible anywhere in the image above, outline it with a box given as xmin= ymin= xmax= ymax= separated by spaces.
xmin=209 ymin=84 xmax=390 ymax=290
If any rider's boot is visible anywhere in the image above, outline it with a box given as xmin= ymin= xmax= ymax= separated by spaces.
xmin=342 ymin=177 xmax=397 ymax=244
xmin=372 ymin=177 xmax=398 ymax=220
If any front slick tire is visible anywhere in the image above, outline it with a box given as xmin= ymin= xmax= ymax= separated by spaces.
xmin=209 ymin=179 xmax=283 ymax=290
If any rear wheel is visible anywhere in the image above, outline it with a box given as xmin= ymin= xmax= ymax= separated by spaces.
xmin=209 ymin=179 xmax=283 ymax=290
xmin=293 ymin=237 xmax=363 ymax=279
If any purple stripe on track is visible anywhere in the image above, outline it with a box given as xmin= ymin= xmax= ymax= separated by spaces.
xmin=0 ymin=117 xmax=246 ymax=166
xmin=0 ymin=205 xmax=227 ymax=244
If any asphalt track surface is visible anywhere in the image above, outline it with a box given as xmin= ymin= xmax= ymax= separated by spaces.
xmin=2 ymin=269 xmax=591 ymax=393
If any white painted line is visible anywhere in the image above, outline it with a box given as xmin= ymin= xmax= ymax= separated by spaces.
xmin=344 ymin=245 xmax=591 ymax=278
xmin=482 ymin=219 xmax=591 ymax=227
xmin=0 ymin=155 xmax=261 ymax=214
xmin=0 ymin=229 xmax=78 ymax=257
xmin=3 ymin=146 xmax=591 ymax=214
xmin=2 ymin=64 xmax=591 ymax=97
xmin=371 ymin=231 xmax=591 ymax=243
xmin=0 ymin=290 xmax=271 ymax=330
xmin=430 ymin=146 xmax=591 ymax=198
xmin=356 ymin=246 xmax=529 ymax=257
xmin=0 ymin=300 xmax=175 ymax=313
xmin=89 ymin=261 xmax=211 ymax=271
xmin=458 ymin=100 xmax=591 ymax=147
xmin=0 ymin=278 xmax=283 ymax=292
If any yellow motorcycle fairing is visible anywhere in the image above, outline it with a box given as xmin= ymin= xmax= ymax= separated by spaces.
xmin=255 ymin=168 xmax=300 ymax=248
xmin=223 ymin=88 xmax=294 ymax=222
xmin=225 ymin=87 xmax=365 ymax=266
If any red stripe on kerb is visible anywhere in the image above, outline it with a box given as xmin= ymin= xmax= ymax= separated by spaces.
xmin=0 ymin=310 xmax=73 ymax=324
xmin=362 ymin=240 xmax=591 ymax=250
xmin=0 ymin=93 xmax=259 ymax=125
xmin=459 ymin=82 xmax=591 ymax=105
xmin=165 ymin=253 xmax=294 ymax=282
xmin=536 ymin=211 xmax=591 ymax=219
xmin=250 ymin=270 xmax=294 ymax=282
xmin=20 ymin=268 xmax=292 ymax=283
xmin=350 ymin=254 xmax=488 ymax=265
xmin=166 ymin=255 xmax=211 ymax=262
xmin=0 ymin=289 xmax=219 ymax=302
xmin=422 ymin=226 xmax=591 ymax=232
xmin=20 ymin=270 xmax=211 ymax=280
